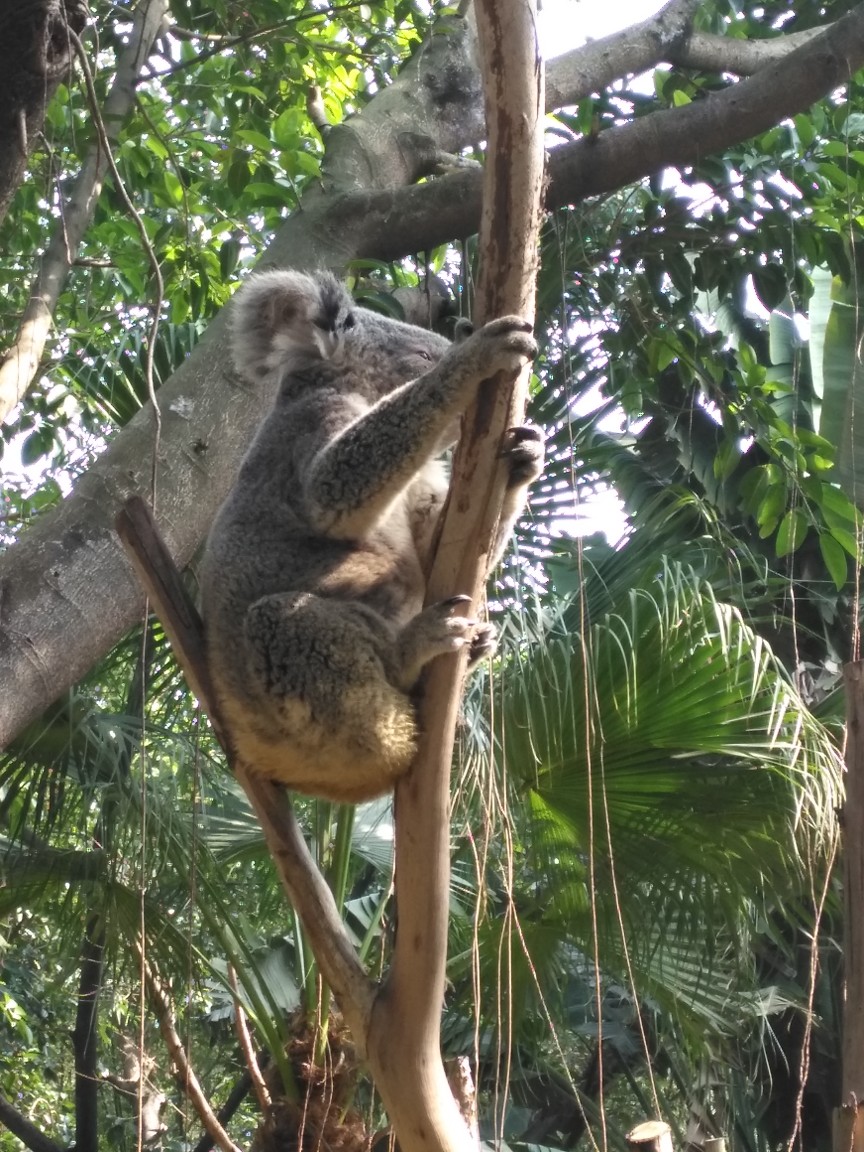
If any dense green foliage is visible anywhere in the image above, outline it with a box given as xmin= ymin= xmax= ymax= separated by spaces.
xmin=2 ymin=0 xmax=863 ymax=1149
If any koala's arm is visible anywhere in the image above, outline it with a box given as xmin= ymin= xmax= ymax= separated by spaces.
xmin=305 ymin=318 xmax=537 ymax=538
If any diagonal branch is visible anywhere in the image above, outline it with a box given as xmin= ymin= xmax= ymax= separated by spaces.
xmin=545 ymin=0 xmax=839 ymax=110
xmin=675 ymin=25 xmax=825 ymax=75
xmin=546 ymin=2 xmax=864 ymax=209
xmin=138 ymin=946 xmax=242 ymax=1152
xmin=546 ymin=0 xmax=699 ymax=109
xmin=0 ymin=0 xmax=169 ymax=424
xmin=227 ymin=966 xmax=271 ymax=1112
xmin=114 ymin=498 xmax=377 ymax=1050
xmin=0 ymin=1094 xmax=65 ymax=1152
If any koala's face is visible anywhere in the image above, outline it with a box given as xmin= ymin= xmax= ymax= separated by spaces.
xmin=335 ymin=307 xmax=452 ymax=396
xmin=231 ymin=269 xmax=454 ymax=400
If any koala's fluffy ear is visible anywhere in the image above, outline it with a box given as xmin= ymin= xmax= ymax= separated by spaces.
xmin=231 ymin=269 xmax=354 ymax=381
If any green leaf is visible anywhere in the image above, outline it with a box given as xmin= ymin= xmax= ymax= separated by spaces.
xmin=273 ymin=107 xmax=305 ymax=149
xmin=757 ymin=483 xmax=787 ymax=528
xmin=162 ymin=170 xmax=183 ymax=205
xmin=819 ymin=533 xmax=848 ymax=589
xmin=820 ymin=482 xmax=859 ymax=521
xmin=794 ymin=112 xmax=816 ymax=149
xmin=753 ymin=265 xmax=788 ymax=312
xmin=20 ymin=427 xmax=55 ymax=465
xmin=235 ymin=130 xmax=275 ymax=153
xmin=776 ymin=508 xmax=807 ymax=556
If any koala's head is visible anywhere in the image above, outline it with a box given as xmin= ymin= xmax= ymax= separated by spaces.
xmin=231 ymin=269 xmax=452 ymax=395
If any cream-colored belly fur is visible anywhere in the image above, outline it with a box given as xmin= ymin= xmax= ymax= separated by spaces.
xmin=216 ymin=668 xmax=417 ymax=803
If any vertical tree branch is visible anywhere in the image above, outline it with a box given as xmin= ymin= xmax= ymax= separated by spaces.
xmin=837 ymin=662 xmax=864 ymax=1152
xmin=366 ymin=2 xmax=545 ymax=1150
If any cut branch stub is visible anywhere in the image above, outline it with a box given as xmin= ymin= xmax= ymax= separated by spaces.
xmin=626 ymin=1120 xmax=674 ymax=1151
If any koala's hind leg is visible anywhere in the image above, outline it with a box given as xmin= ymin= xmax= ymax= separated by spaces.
xmin=241 ymin=591 xmax=417 ymax=801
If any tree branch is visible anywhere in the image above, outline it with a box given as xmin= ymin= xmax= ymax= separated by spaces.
xmin=2 ymin=4 xmax=863 ymax=753
xmin=676 ymin=26 xmax=824 ymax=75
xmin=0 ymin=0 xmax=169 ymax=424
xmin=545 ymin=1 xmax=835 ymax=110
xmin=72 ymin=917 xmax=104 ymax=1152
xmin=365 ymin=0 xmax=545 ymax=1149
xmin=227 ymin=966 xmax=271 ymax=1112
xmin=190 ymin=1067 xmax=262 ymax=1152
xmin=546 ymin=0 xmax=699 ymax=110
xmin=0 ymin=1094 xmax=65 ymax=1152
xmin=545 ymin=3 xmax=864 ymax=210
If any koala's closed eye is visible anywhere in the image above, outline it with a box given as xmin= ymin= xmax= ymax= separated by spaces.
xmin=201 ymin=269 xmax=542 ymax=803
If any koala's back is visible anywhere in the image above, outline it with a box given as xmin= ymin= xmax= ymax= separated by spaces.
xmin=203 ymin=363 xmax=448 ymax=640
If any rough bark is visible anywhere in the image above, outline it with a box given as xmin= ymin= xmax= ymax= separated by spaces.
xmin=2 ymin=6 xmax=864 ymax=750
xmin=0 ymin=0 xmax=87 ymax=228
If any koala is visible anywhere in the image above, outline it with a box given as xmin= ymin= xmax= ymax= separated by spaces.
xmin=201 ymin=269 xmax=543 ymax=803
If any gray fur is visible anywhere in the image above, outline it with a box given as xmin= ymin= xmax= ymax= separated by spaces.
xmin=201 ymin=269 xmax=543 ymax=802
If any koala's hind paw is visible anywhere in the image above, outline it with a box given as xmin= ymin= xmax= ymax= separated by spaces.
xmin=500 ymin=423 xmax=545 ymax=488
xmin=473 ymin=316 xmax=538 ymax=377
xmin=395 ymin=596 xmax=482 ymax=690
xmin=467 ymin=622 xmax=497 ymax=670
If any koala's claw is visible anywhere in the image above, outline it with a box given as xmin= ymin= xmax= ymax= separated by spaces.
xmin=441 ymin=594 xmax=473 ymax=609
xmin=500 ymin=423 xmax=545 ymax=487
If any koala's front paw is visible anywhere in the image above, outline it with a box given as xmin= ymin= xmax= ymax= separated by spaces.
xmin=500 ymin=423 xmax=545 ymax=488
xmin=472 ymin=316 xmax=538 ymax=377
